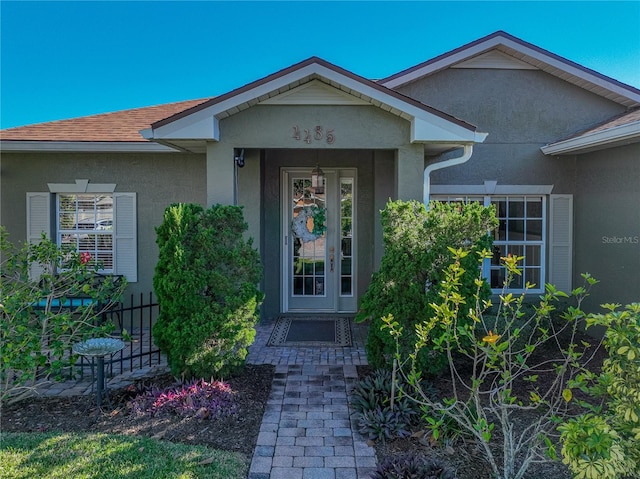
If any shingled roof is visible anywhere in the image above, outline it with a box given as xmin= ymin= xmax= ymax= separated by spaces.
xmin=0 ymin=98 xmax=210 ymax=142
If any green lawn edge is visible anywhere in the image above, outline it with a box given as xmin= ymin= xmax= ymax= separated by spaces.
xmin=0 ymin=432 xmax=248 ymax=479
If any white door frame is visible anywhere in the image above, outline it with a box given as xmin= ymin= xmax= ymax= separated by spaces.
xmin=281 ymin=167 xmax=357 ymax=313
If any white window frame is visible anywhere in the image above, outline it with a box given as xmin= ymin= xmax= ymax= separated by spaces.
xmin=27 ymin=179 xmax=137 ymax=282
xmin=431 ymin=182 xmax=555 ymax=295
xmin=56 ymin=193 xmax=115 ymax=273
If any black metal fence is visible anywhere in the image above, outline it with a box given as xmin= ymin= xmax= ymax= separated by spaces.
xmin=76 ymin=293 xmax=165 ymax=379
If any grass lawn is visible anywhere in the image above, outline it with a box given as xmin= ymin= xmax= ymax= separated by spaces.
xmin=0 ymin=432 xmax=248 ymax=479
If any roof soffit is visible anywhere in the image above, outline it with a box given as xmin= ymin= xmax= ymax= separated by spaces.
xmin=142 ymin=59 xmax=483 ymax=145
xmin=380 ymin=31 xmax=640 ymax=108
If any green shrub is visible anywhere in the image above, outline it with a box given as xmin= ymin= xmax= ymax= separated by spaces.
xmin=371 ymin=453 xmax=457 ymax=479
xmin=152 ymin=203 xmax=264 ymax=379
xmin=350 ymin=368 xmax=427 ymax=443
xmin=0 ymin=228 xmax=126 ymax=404
xmin=356 ymin=200 xmax=497 ymax=376
xmin=559 ymin=303 xmax=640 ymax=479
xmin=383 ymin=250 xmax=605 ymax=479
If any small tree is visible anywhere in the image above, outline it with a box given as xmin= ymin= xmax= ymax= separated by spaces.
xmin=383 ymin=249 xmax=604 ymax=479
xmin=356 ymin=200 xmax=497 ymax=376
xmin=1 ymin=227 xmax=126 ymax=404
xmin=152 ymin=203 xmax=264 ymax=379
xmin=559 ymin=302 xmax=640 ymax=479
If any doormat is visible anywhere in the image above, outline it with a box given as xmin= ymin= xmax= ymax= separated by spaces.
xmin=267 ymin=317 xmax=352 ymax=347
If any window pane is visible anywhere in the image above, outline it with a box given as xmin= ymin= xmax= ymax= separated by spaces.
xmin=304 ymin=277 xmax=314 ymax=295
xmin=341 ymin=277 xmax=352 ymax=295
xmin=508 ymin=220 xmax=525 ymax=240
xmin=525 ymin=245 xmax=541 ymax=266
xmin=303 ymin=260 xmax=314 ymax=275
xmin=342 ymin=237 xmax=352 ymax=256
xmin=526 ymin=268 xmax=541 ymax=288
xmin=341 ymin=258 xmax=351 ymax=274
xmin=526 ymin=199 xmax=542 ymax=218
xmin=491 ymin=268 xmax=506 ymax=288
xmin=497 ymin=220 xmax=507 ymax=241
xmin=314 ymin=277 xmax=324 ymax=296
xmin=508 ymin=200 xmax=525 ymax=218
xmin=491 ymin=245 xmax=504 ymax=265
xmin=507 ymin=244 xmax=524 ymax=258
xmin=526 ymin=220 xmax=543 ymax=240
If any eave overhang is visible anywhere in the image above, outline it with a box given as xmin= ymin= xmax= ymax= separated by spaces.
xmin=141 ymin=57 xmax=485 ymax=151
xmin=541 ymin=121 xmax=640 ymax=155
xmin=380 ymin=31 xmax=640 ymax=109
xmin=0 ymin=140 xmax=178 ymax=153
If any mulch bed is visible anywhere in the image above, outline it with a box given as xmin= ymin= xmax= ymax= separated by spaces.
xmin=1 ymin=364 xmax=275 ymax=457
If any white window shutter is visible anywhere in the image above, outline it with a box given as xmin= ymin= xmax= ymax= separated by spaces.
xmin=549 ymin=195 xmax=573 ymax=293
xmin=26 ymin=192 xmax=51 ymax=280
xmin=113 ymin=193 xmax=137 ymax=282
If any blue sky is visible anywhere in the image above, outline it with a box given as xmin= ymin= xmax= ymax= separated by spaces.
xmin=1 ymin=1 xmax=639 ymax=129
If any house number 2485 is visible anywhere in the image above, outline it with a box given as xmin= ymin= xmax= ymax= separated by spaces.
xmin=293 ymin=126 xmax=335 ymax=144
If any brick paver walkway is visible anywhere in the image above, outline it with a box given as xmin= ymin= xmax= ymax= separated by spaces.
xmin=29 ymin=317 xmax=377 ymax=479
xmin=246 ymin=319 xmax=376 ymax=479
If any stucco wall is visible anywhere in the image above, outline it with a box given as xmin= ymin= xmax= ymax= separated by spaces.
xmin=396 ymin=67 xmax=637 ymax=309
xmin=573 ymin=143 xmax=640 ymax=309
xmin=398 ymin=69 xmax=624 ymax=192
xmin=1 ymin=151 xmax=206 ymax=297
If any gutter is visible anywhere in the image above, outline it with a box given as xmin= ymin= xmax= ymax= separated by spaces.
xmin=423 ymin=144 xmax=474 ymax=204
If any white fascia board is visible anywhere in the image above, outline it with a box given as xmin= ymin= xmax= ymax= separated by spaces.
xmin=150 ymin=113 xmax=217 ymax=141
xmin=411 ymin=117 xmax=484 ymax=143
xmin=541 ymin=121 xmax=640 ymax=155
xmin=431 ymin=183 xmax=554 ymax=195
xmin=0 ymin=140 xmax=177 ymax=152
xmin=149 ymin=63 xmax=478 ymax=143
xmin=382 ymin=36 xmax=640 ymax=105
xmin=381 ymin=37 xmax=505 ymax=88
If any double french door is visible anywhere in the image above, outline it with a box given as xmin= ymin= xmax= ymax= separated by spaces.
xmin=282 ymin=168 xmax=356 ymax=312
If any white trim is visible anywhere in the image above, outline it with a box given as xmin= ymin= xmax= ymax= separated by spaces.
xmin=260 ymin=79 xmax=370 ymax=105
xmin=48 ymin=179 xmax=116 ymax=193
xmin=380 ymin=34 xmax=640 ymax=107
xmin=147 ymin=63 xmax=482 ymax=145
xmin=451 ymin=50 xmax=537 ymax=70
xmin=0 ymin=140 xmax=178 ymax=152
xmin=430 ymin=182 xmax=554 ymax=196
xmin=541 ymin=121 xmax=640 ymax=155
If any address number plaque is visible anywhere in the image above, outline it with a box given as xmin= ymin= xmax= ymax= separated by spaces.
xmin=293 ymin=126 xmax=335 ymax=144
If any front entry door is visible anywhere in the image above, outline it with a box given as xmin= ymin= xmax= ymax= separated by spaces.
xmin=282 ymin=168 xmax=356 ymax=313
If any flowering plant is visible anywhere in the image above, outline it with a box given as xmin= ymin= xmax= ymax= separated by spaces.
xmin=382 ymin=248 xmax=601 ymax=479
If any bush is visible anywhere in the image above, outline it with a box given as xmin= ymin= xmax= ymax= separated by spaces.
xmin=0 ymin=228 xmax=126 ymax=404
xmin=350 ymin=369 xmax=428 ymax=443
xmin=559 ymin=303 xmax=640 ymax=479
xmin=383 ymin=250 xmax=605 ymax=479
xmin=356 ymin=200 xmax=497 ymax=376
xmin=152 ymin=203 xmax=264 ymax=379
xmin=371 ymin=453 xmax=457 ymax=479
xmin=128 ymin=378 xmax=237 ymax=419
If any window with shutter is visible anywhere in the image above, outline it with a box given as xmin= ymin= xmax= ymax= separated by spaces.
xmin=26 ymin=188 xmax=137 ymax=282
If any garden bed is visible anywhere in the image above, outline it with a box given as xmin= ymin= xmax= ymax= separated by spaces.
xmin=1 ymin=364 xmax=274 ymax=458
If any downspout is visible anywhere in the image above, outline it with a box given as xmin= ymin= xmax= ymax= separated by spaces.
xmin=423 ymin=144 xmax=474 ymax=205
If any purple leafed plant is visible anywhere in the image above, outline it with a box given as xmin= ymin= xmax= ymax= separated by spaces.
xmin=128 ymin=378 xmax=237 ymax=419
